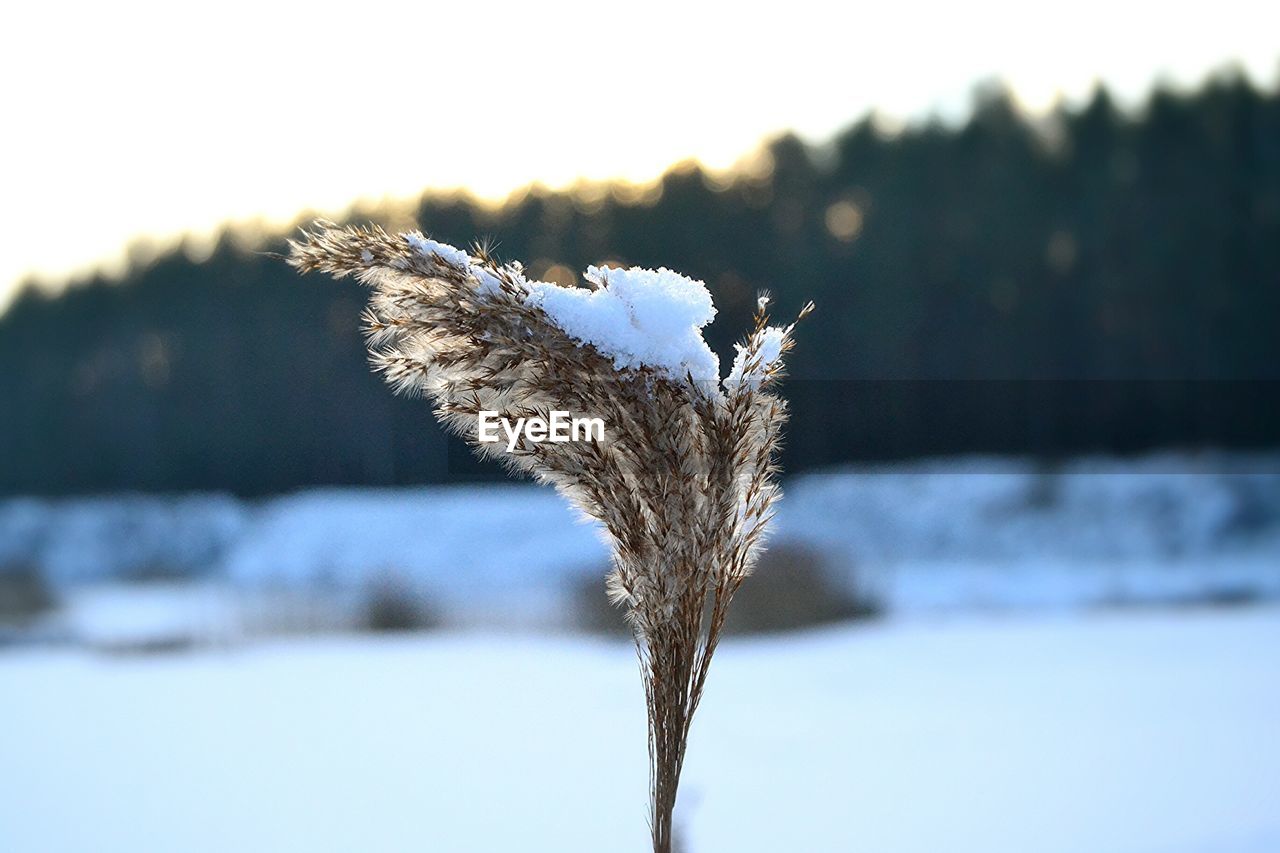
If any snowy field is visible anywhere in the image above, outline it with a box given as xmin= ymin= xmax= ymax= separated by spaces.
xmin=1 ymin=607 xmax=1278 ymax=853
xmin=3 ymin=452 xmax=1279 ymax=636
xmin=2 ymin=453 xmax=1278 ymax=850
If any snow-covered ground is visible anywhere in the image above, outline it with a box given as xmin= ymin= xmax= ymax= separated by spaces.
xmin=1 ymin=607 xmax=1277 ymax=853
xmin=3 ymin=452 xmax=1279 ymax=622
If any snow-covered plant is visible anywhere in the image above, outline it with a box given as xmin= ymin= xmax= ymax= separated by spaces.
xmin=288 ymin=221 xmax=810 ymax=853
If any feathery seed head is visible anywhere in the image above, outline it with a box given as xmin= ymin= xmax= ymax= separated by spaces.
xmin=288 ymin=221 xmax=809 ymax=853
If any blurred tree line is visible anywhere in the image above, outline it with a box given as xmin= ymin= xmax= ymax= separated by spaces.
xmin=2 ymin=75 xmax=1278 ymax=496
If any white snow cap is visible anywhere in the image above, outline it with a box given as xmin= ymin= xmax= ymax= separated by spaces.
xmin=405 ymin=233 xmax=471 ymax=267
xmin=405 ymin=233 xmax=502 ymax=294
xmin=398 ymin=234 xmax=725 ymax=382
xmin=725 ymin=326 xmax=787 ymax=391
xmin=525 ymin=265 xmax=721 ymax=384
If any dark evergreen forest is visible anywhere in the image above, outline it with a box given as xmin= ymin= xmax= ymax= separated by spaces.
xmin=3 ymin=77 xmax=1278 ymax=496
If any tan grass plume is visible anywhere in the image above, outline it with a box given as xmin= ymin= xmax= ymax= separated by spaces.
xmin=288 ymin=221 xmax=810 ymax=853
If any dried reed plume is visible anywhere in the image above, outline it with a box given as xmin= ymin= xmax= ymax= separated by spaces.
xmin=288 ymin=221 xmax=810 ymax=853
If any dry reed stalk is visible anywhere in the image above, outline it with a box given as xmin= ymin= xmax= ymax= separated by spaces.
xmin=288 ymin=221 xmax=809 ymax=853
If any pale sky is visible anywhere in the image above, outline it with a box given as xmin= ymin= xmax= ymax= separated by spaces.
xmin=2 ymin=0 xmax=1277 ymax=310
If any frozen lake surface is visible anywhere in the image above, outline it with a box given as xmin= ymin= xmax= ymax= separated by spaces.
xmin=2 ymin=607 xmax=1277 ymax=853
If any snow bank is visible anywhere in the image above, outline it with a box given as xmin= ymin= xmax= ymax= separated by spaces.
xmin=0 ymin=494 xmax=247 ymax=583
xmin=57 ymin=583 xmax=241 ymax=649
xmin=2 ymin=452 xmax=1277 ymax=620
xmin=219 ymin=485 xmax=606 ymax=619
xmin=780 ymin=452 xmax=1280 ymax=566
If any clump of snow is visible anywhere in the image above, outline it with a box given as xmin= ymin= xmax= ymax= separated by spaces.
xmin=472 ymin=266 xmax=504 ymax=295
xmin=404 ymin=233 xmax=503 ymax=295
xmin=404 ymin=233 xmax=471 ymax=268
xmin=724 ymin=326 xmax=786 ymax=391
xmin=525 ymin=265 xmax=720 ymax=383
xmin=398 ymin=236 xmax=724 ymax=379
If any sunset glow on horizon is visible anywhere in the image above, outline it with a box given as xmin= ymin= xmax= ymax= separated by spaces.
xmin=2 ymin=0 xmax=1277 ymax=310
